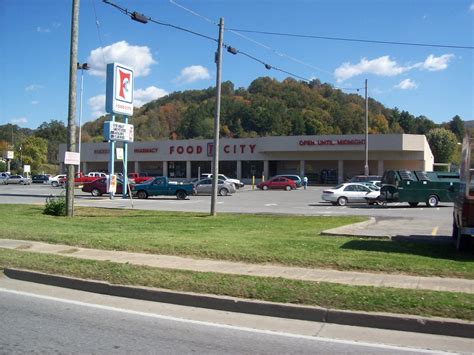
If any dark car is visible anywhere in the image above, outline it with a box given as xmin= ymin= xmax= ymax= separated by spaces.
xmin=257 ymin=176 xmax=296 ymax=191
xmin=82 ymin=177 xmax=123 ymax=196
xmin=32 ymin=174 xmax=50 ymax=184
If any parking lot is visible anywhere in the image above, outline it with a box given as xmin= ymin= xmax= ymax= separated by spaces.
xmin=0 ymin=182 xmax=454 ymax=238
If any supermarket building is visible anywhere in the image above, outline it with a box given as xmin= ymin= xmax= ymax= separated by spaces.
xmin=60 ymin=134 xmax=434 ymax=184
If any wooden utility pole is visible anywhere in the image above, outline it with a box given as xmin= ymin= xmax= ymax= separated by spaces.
xmin=66 ymin=0 xmax=80 ymax=216
xmin=210 ymin=18 xmax=224 ymax=216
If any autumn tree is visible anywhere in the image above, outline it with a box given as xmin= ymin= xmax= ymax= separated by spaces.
xmin=426 ymin=128 xmax=458 ymax=163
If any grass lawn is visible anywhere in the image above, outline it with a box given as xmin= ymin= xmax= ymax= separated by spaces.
xmin=1 ymin=249 xmax=473 ymax=321
xmin=0 ymin=204 xmax=473 ymax=278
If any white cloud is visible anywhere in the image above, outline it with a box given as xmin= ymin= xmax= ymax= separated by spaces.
xmin=470 ymin=3 xmax=474 ymax=11
xmin=25 ymin=84 xmax=43 ymax=92
xmin=417 ymin=54 xmax=454 ymax=71
xmin=134 ymin=86 xmax=168 ymax=107
xmin=334 ymin=56 xmax=409 ymax=82
xmin=36 ymin=26 xmax=50 ymax=33
xmin=10 ymin=117 xmax=28 ymax=125
xmin=88 ymin=86 xmax=168 ymax=118
xmin=335 ymin=54 xmax=454 ymax=82
xmin=87 ymin=41 xmax=156 ymax=77
xmin=31 ymin=100 xmax=39 ymax=105
xmin=175 ymin=65 xmax=211 ymax=84
xmin=88 ymin=94 xmax=106 ymax=119
xmin=395 ymin=79 xmax=418 ymax=90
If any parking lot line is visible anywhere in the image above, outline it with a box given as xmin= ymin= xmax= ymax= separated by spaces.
xmin=431 ymin=226 xmax=439 ymax=236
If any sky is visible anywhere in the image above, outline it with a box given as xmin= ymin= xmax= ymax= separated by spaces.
xmin=0 ymin=0 xmax=473 ymax=130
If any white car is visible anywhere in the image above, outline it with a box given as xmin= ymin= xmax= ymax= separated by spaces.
xmin=48 ymin=174 xmax=66 ymax=187
xmin=200 ymin=173 xmax=244 ymax=189
xmin=322 ymin=183 xmax=380 ymax=206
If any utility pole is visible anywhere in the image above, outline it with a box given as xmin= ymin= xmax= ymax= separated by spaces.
xmin=210 ymin=17 xmax=224 ymax=216
xmin=364 ymin=79 xmax=369 ymax=176
xmin=66 ymin=0 xmax=80 ymax=217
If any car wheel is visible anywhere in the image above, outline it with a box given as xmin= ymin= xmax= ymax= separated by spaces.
xmin=408 ymin=202 xmax=419 ymax=207
xmin=426 ymin=195 xmax=439 ymax=207
xmin=137 ymin=190 xmax=148 ymax=199
xmin=262 ymin=185 xmax=269 ymax=191
xmin=284 ymin=185 xmax=291 ymax=191
xmin=91 ymin=188 xmax=102 ymax=197
xmin=219 ymin=188 xmax=229 ymax=196
xmin=176 ymin=190 xmax=187 ymax=200
xmin=337 ymin=197 xmax=348 ymax=206
xmin=52 ymin=181 xmax=59 ymax=187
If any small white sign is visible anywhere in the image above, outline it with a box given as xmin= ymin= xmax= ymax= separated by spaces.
xmin=23 ymin=165 xmax=31 ymax=173
xmin=64 ymin=151 xmax=80 ymax=165
xmin=6 ymin=151 xmax=14 ymax=159
xmin=116 ymin=147 xmax=124 ymax=160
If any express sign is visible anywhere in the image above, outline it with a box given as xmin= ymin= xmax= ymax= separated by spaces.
xmin=105 ymin=62 xmax=134 ymax=116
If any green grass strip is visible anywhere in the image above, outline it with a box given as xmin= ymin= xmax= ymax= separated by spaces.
xmin=0 ymin=204 xmax=473 ymax=278
xmin=1 ymin=249 xmax=473 ymax=321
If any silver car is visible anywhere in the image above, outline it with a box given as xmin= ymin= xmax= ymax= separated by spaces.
xmin=194 ymin=178 xmax=236 ymax=196
xmin=5 ymin=175 xmax=31 ymax=185
xmin=322 ymin=183 xmax=380 ymax=206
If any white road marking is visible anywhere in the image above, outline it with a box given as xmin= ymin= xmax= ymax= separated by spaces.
xmin=264 ymin=204 xmax=277 ymax=206
xmin=0 ymin=288 xmax=446 ymax=353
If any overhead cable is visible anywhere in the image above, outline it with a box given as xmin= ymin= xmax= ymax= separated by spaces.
xmin=226 ymin=28 xmax=474 ymax=50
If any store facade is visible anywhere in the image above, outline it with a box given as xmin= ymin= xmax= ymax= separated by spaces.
xmin=59 ymin=134 xmax=433 ymax=184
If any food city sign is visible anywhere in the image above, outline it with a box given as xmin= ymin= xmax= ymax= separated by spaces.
xmin=105 ymin=62 xmax=134 ymax=116
xmin=299 ymin=139 xmax=365 ymax=146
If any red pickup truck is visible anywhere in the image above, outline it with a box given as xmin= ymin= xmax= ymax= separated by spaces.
xmin=59 ymin=172 xmax=107 ymax=186
xmin=128 ymin=172 xmax=153 ymax=184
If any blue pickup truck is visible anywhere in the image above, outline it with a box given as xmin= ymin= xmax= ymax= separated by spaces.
xmin=131 ymin=176 xmax=196 ymax=200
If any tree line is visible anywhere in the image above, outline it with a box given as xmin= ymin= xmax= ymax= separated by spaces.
xmin=0 ymin=77 xmax=468 ymax=174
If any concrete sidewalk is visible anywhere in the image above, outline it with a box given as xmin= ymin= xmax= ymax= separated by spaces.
xmin=1 ymin=239 xmax=472 ymax=294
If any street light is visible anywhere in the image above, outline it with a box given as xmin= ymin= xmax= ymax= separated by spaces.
xmin=77 ymin=62 xmax=90 ymax=173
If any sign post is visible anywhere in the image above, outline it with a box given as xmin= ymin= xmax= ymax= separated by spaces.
xmin=105 ymin=62 xmax=134 ymax=199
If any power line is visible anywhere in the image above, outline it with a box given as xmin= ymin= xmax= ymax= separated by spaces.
xmin=226 ymin=28 xmax=474 ymax=50
xmin=102 ymin=0 xmax=314 ymax=83
xmin=168 ymin=0 xmax=332 ymax=76
xmin=91 ymin=0 xmax=107 ymax=66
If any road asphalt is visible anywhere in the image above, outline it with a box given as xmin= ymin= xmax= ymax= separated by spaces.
xmin=1 ymin=238 xmax=473 ymax=339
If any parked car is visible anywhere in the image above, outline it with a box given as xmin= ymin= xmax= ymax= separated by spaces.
xmin=200 ymin=173 xmax=244 ymax=189
xmin=82 ymin=177 xmax=123 ymax=197
xmin=48 ymin=174 xmax=66 ymax=187
xmin=322 ymin=182 xmax=380 ymax=206
xmin=275 ymin=175 xmax=302 ymax=188
xmin=32 ymin=174 xmax=50 ymax=184
xmin=349 ymin=175 xmax=382 ymax=183
xmin=5 ymin=175 xmax=31 ymax=185
xmin=0 ymin=172 xmax=10 ymax=184
xmin=194 ymin=178 xmax=236 ymax=196
xmin=257 ymin=176 xmax=296 ymax=191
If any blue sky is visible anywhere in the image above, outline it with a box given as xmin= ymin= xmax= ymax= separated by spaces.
xmin=1 ymin=0 xmax=473 ymax=130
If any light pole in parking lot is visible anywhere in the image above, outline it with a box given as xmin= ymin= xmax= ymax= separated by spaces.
xmin=77 ymin=62 xmax=90 ymax=174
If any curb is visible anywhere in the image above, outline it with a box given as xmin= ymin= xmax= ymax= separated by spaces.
xmin=4 ymin=268 xmax=473 ymax=339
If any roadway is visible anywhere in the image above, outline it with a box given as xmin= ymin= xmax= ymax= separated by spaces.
xmin=1 ymin=276 xmax=471 ymax=354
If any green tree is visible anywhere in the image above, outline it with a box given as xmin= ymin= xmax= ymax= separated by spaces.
xmin=35 ymin=120 xmax=67 ymax=164
xmin=426 ymin=128 xmax=458 ymax=163
xmin=20 ymin=136 xmax=48 ymax=172
xmin=448 ymin=115 xmax=465 ymax=142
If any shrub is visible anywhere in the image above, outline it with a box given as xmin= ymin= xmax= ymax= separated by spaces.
xmin=43 ymin=194 xmax=66 ymax=216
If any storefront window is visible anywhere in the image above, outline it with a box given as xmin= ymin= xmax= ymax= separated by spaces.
xmin=242 ymin=161 xmax=263 ymax=179
xmin=191 ymin=161 xmax=211 ymax=179
xmin=220 ymin=161 xmax=237 ymax=178
xmin=168 ymin=161 xmax=186 ymax=178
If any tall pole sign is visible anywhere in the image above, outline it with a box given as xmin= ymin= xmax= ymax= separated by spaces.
xmin=105 ymin=62 xmax=134 ymax=199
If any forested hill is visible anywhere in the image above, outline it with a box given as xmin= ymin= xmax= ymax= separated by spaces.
xmin=80 ymin=76 xmax=463 ymax=142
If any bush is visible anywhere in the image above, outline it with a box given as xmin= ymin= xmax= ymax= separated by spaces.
xmin=43 ymin=195 xmax=66 ymax=216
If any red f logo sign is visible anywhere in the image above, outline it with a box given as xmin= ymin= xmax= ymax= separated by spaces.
xmin=118 ymin=70 xmax=131 ymax=99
